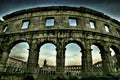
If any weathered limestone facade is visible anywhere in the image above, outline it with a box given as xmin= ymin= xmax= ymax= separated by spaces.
xmin=0 ymin=6 xmax=120 ymax=79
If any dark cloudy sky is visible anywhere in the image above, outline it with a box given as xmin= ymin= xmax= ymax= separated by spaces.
xmin=0 ymin=0 xmax=120 ymax=21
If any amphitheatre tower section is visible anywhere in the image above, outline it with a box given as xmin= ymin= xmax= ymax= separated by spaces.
xmin=0 ymin=6 xmax=120 ymax=79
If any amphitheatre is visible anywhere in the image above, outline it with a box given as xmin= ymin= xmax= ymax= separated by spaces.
xmin=0 ymin=6 xmax=120 ymax=80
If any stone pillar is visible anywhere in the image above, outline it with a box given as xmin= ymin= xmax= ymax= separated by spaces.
xmin=55 ymin=15 xmax=68 ymax=28
xmin=101 ymin=46 xmax=114 ymax=75
xmin=56 ymin=41 xmax=65 ymax=75
xmin=117 ymin=56 xmax=120 ymax=71
xmin=116 ymin=47 xmax=120 ymax=71
xmin=82 ymin=41 xmax=93 ymax=76
xmin=1 ymin=48 xmax=9 ymax=65
xmin=0 ymin=49 xmax=2 ymax=59
xmin=26 ymin=41 xmax=39 ymax=76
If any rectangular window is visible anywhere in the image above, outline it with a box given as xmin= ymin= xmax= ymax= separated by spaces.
xmin=21 ymin=20 xmax=30 ymax=29
xmin=45 ymin=18 xmax=54 ymax=27
xmin=3 ymin=25 xmax=8 ymax=32
xmin=90 ymin=20 xmax=95 ymax=29
xmin=69 ymin=18 xmax=77 ymax=26
xmin=104 ymin=25 xmax=109 ymax=32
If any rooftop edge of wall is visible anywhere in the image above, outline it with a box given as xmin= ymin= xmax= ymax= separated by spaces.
xmin=2 ymin=6 xmax=120 ymax=26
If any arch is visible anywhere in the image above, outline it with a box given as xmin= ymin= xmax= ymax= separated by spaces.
xmin=38 ymin=40 xmax=57 ymax=67
xmin=65 ymin=42 xmax=82 ymax=65
xmin=110 ymin=45 xmax=119 ymax=55
xmin=64 ymin=40 xmax=84 ymax=53
xmin=8 ymin=40 xmax=29 ymax=51
xmin=110 ymin=45 xmax=120 ymax=72
xmin=64 ymin=40 xmax=84 ymax=75
xmin=110 ymin=48 xmax=115 ymax=56
xmin=39 ymin=40 xmax=57 ymax=48
xmin=91 ymin=42 xmax=105 ymax=74
xmin=91 ymin=44 xmax=101 ymax=64
xmin=92 ymin=42 xmax=105 ymax=53
xmin=91 ymin=42 xmax=105 ymax=60
xmin=9 ymin=40 xmax=29 ymax=62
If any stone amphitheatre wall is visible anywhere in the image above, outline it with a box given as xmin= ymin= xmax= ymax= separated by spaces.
xmin=0 ymin=6 xmax=120 ymax=79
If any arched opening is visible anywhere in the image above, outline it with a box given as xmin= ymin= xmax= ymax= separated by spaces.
xmin=65 ymin=42 xmax=82 ymax=75
xmin=91 ymin=43 xmax=103 ymax=75
xmin=65 ymin=43 xmax=82 ymax=66
xmin=110 ymin=48 xmax=115 ymax=57
xmin=110 ymin=45 xmax=120 ymax=72
xmin=8 ymin=41 xmax=29 ymax=73
xmin=38 ymin=42 xmax=57 ymax=75
xmin=91 ymin=45 xmax=102 ymax=64
xmin=9 ymin=42 xmax=29 ymax=62
xmin=39 ymin=43 xmax=57 ymax=67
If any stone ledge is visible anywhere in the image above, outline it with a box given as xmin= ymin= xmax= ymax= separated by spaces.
xmin=2 ymin=6 xmax=120 ymax=26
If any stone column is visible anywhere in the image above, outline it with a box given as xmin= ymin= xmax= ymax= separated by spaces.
xmin=82 ymin=40 xmax=93 ymax=76
xmin=116 ymin=47 xmax=120 ymax=71
xmin=101 ymin=46 xmax=114 ymax=75
xmin=26 ymin=41 xmax=39 ymax=75
xmin=56 ymin=41 xmax=65 ymax=75
xmin=1 ymin=48 xmax=9 ymax=65
xmin=0 ymin=49 xmax=2 ymax=59
xmin=117 ymin=56 xmax=120 ymax=71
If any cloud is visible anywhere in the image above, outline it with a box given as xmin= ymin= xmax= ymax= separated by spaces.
xmin=39 ymin=43 xmax=56 ymax=56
